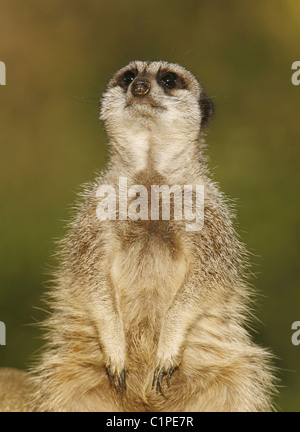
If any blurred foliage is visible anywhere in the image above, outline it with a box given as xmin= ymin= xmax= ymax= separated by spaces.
xmin=0 ymin=0 xmax=299 ymax=411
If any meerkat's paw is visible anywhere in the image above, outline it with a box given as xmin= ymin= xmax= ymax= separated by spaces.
xmin=103 ymin=335 xmax=127 ymax=393
xmin=152 ymin=319 xmax=183 ymax=391
xmin=152 ymin=351 xmax=179 ymax=392
xmin=106 ymin=361 xmax=126 ymax=393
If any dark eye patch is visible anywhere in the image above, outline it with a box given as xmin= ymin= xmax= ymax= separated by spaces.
xmin=116 ymin=69 xmax=138 ymax=89
xmin=157 ymin=70 xmax=186 ymax=92
xmin=161 ymin=72 xmax=178 ymax=89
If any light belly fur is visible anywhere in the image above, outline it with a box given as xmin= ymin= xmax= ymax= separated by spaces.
xmin=110 ymin=236 xmax=189 ymax=338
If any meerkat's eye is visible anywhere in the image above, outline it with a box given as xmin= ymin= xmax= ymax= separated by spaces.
xmin=116 ymin=69 xmax=138 ymax=89
xmin=160 ymin=72 xmax=178 ymax=90
xmin=122 ymin=70 xmax=137 ymax=87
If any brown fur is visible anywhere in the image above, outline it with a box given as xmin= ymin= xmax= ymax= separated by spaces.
xmin=0 ymin=61 xmax=276 ymax=411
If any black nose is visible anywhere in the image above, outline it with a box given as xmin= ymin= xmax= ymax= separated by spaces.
xmin=131 ymin=79 xmax=151 ymax=96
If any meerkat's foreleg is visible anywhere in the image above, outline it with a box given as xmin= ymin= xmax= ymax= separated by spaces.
xmin=89 ymin=278 xmax=127 ymax=392
xmin=152 ymin=277 xmax=204 ymax=390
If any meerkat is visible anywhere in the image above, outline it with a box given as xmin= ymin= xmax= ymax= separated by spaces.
xmin=0 ymin=60 xmax=276 ymax=412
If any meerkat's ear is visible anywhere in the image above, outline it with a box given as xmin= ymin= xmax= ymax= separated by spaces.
xmin=199 ymin=91 xmax=214 ymax=130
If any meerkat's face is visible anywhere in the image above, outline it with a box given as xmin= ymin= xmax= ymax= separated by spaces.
xmin=100 ymin=61 xmax=214 ymax=141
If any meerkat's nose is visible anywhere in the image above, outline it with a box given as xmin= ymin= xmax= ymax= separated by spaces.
xmin=131 ymin=79 xmax=151 ymax=96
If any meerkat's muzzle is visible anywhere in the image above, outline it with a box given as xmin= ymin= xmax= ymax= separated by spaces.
xmin=131 ymin=78 xmax=151 ymax=96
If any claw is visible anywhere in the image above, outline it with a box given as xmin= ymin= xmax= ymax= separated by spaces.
xmin=107 ymin=364 xmax=114 ymax=383
xmin=120 ymin=368 xmax=127 ymax=393
xmin=166 ymin=365 xmax=174 ymax=387
xmin=151 ymin=366 xmax=166 ymax=392
xmin=152 ymin=363 xmax=177 ymax=392
xmin=152 ymin=367 xmax=159 ymax=389
xmin=106 ymin=364 xmax=127 ymax=393
xmin=157 ymin=368 xmax=165 ymax=391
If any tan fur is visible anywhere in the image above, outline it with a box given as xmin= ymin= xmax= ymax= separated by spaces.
xmin=0 ymin=61 xmax=276 ymax=411
xmin=0 ymin=368 xmax=31 ymax=412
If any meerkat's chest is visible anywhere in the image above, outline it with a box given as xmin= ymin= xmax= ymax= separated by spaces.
xmin=109 ymin=221 xmax=191 ymax=323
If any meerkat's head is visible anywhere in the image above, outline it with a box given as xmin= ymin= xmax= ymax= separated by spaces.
xmin=100 ymin=61 xmax=214 ymax=142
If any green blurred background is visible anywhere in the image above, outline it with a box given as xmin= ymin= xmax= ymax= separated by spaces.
xmin=0 ymin=0 xmax=299 ymax=411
